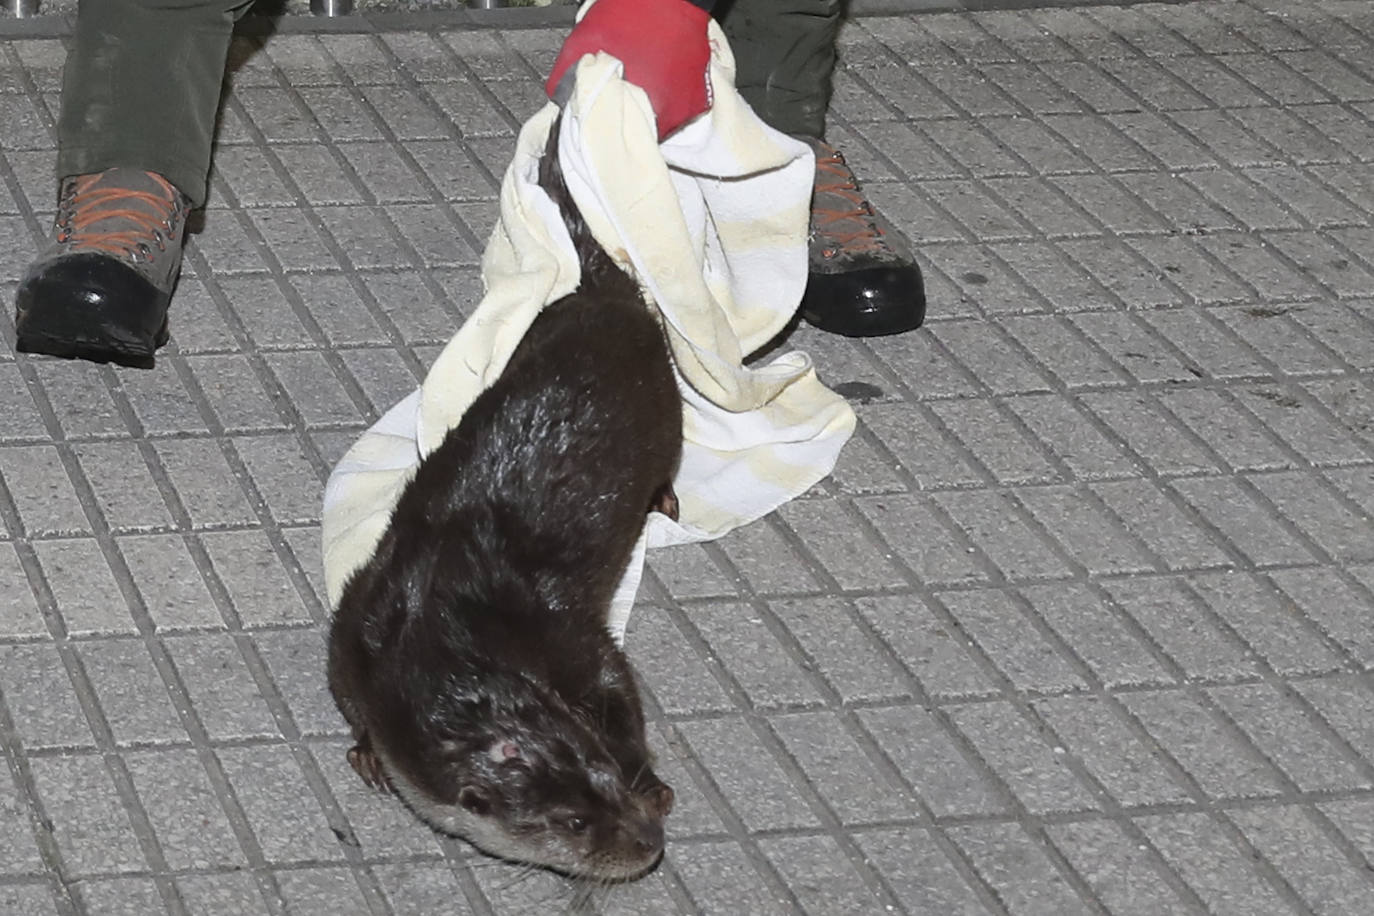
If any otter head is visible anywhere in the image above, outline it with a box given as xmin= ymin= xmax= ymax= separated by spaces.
xmin=373 ymin=672 xmax=671 ymax=881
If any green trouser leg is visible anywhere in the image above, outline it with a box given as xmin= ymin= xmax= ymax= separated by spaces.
xmin=717 ymin=0 xmax=844 ymax=140
xmin=56 ymin=0 xmax=256 ymax=209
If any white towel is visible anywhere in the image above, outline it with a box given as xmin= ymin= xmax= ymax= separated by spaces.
xmin=321 ymin=21 xmax=856 ymax=641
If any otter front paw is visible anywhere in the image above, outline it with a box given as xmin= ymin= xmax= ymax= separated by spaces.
xmin=650 ymin=483 xmax=679 ymax=521
xmin=346 ymin=736 xmax=391 ymax=793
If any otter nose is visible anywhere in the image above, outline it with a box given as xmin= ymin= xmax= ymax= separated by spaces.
xmin=634 ymin=819 xmax=665 ymax=854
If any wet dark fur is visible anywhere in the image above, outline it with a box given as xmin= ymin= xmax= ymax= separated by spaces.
xmin=327 ymin=117 xmax=682 ymax=880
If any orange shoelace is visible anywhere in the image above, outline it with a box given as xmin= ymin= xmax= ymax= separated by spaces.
xmin=813 ymin=145 xmax=887 ymax=259
xmin=57 ymin=172 xmax=180 ymax=259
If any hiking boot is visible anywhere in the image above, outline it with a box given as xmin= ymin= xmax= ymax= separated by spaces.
xmin=14 ymin=168 xmax=191 ymax=369
xmin=798 ymin=139 xmax=926 ymax=338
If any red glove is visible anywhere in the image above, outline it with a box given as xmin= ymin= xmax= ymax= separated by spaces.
xmin=546 ymin=0 xmax=713 ymax=141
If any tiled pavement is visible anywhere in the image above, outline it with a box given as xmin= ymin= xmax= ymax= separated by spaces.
xmin=2 ymin=1 xmax=1374 ymax=913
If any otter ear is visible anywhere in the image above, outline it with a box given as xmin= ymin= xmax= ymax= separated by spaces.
xmin=458 ymin=786 xmax=490 ymax=815
xmin=487 ymin=740 xmax=522 ymax=764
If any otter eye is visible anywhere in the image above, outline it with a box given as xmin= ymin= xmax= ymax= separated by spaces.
xmin=565 ymin=816 xmax=588 ymax=834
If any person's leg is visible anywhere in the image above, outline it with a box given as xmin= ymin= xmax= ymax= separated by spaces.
xmin=720 ymin=0 xmax=842 ymax=140
xmin=718 ymin=0 xmax=925 ymax=337
xmin=15 ymin=0 xmax=253 ymax=368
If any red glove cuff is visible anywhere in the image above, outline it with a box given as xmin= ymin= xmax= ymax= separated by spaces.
xmin=546 ymin=0 xmax=713 ymax=141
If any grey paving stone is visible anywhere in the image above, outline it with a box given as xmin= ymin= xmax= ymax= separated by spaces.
xmin=858 ymin=705 xmax=1010 ymax=818
xmin=1231 ymin=804 xmax=1373 ymax=916
xmin=117 ymin=364 xmax=210 ymax=437
xmin=289 ymin=274 xmax=388 ymax=348
xmin=403 ymin=141 xmax=498 ymax=202
xmin=280 ymin=526 xmax=327 ymax=612
xmin=821 ymin=431 xmax=908 ymax=496
xmin=334 ymin=349 xmax=419 ymax=418
xmin=274 ymin=145 xmax=367 ymax=207
xmin=775 ymin=499 xmax=907 ymax=591
xmin=686 ymin=601 xmax=821 ymax=709
xmin=670 ymin=841 xmax=791 ymax=916
xmin=1211 ymin=682 xmax=1369 ymax=792
xmin=769 ymin=710 xmax=915 ymax=823
xmin=0 ymin=644 xmax=91 ymax=750
xmin=0 ymin=543 xmax=46 ymax=638
xmin=1318 ymin=797 xmax=1374 ymax=863
xmin=1002 ymin=394 xmax=1139 ymax=480
xmin=644 ymin=723 xmax=727 ymax=841
xmin=644 ymin=543 xmax=739 ymax=602
xmin=234 ymin=434 xmax=323 ymax=526
xmin=245 ymin=208 xmax=338 ymax=275
xmin=260 ymin=351 xmax=362 ymax=428
xmin=948 ymin=821 xmax=1093 ymax=916
xmin=1093 ymin=477 xmax=1247 ymax=568
xmin=27 ymin=755 xmax=145 ymax=876
xmin=1153 ymin=388 xmax=1294 ymax=472
xmin=122 ymin=748 xmax=245 ymax=871
xmin=859 ymin=403 xmax=985 ymax=489
xmin=759 ymin=834 xmax=891 ymax=914
xmin=71 ymin=878 xmax=165 ymax=916
xmin=117 ymin=534 xmax=223 ymax=632
xmin=74 ymin=442 xmax=176 ymax=534
xmin=940 ymin=588 xmax=1085 ymax=693
xmin=1018 ymin=484 xmax=1156 ymax=575
xmin=1102 ymin=576 xmax=1257 ymax=680
xmin=949 ymin=700 xmax=1100 ymax=815
xmin=932 ymin=490 xmax=1075 ymax=581
xmin=199 ymin=529 xmax=311 ymax=628
xmin=1293 ymin=674 xmax=1374 ymax=764
xmin=1057 ymin=237 xmax=1179 ymax=308
xmin=1269 ymin=566 xmax=1374 ymax=668
xmin=216 ymin=744 xmax=341 ymax=864
xmin=621 ymin=605 xmax=735 ymax=717
xmin=1045 ymin=819 xmax=1196 ymax=916
xmin=372 ymin=862 xmax=476 ymax=916
xmin=215 ymin=276 xmax=314 ymax=349
xmin=855 ymin=827 xmax=990 ymax=914
xmin=928 ymin=399 xmax=1060 ymax=485
xmin=1121 ymin=689 xmax=1286 ymax=800
xmin=0 ymin=364 xmax=46 ymax=441
xmin=1135 ymin=812 xmax=1299 ymax=916
xmin=1169 ymin=476 xmax=1319 ymax=568
xmin=1037 ymin=694 xmax=1190 ymax=808
xmin=33 ymin=363 xmax=125 ymax=440
xmin=151 ymin=438 xmax=256 ymax=528
xmin=1235 ymin=386 xmax=1371 ymax=465
xmin=1071 ymin=312 xmax=1200 ymax=385
xmin=1020 ymin=582 xmax=1172 ymax=688
xmin=984 ymin=185 xmax=1099 ymax=240
xmin=162 ymin=634 xmax=278 ymax=741
xmin=312 ymin=739 xmax=440 ymax=859
xmin=0 ymin=445 xmax=90 ymax=536
xmin=0 ymin=769 xmax=43 ymax=876
xmin=1077 ymin=389 xmax=1215 ymax=475
xmin=0 ymin=883 xmax=62 ymax=916
xmin=253 ymin=629 xmax=340 ymax=738
xmin=77 ymin=640 xmax=183 ymax=747
xmin=676 ymin=716 xmax=820 ymax=831
xmin=33 ymin=539 xmax=132 ymax=637
xmin=1248 ymin=470 xmax=1374 ymax=563
xmin=854 ymin=593 xmax=998 ymax=700
xmin=275 ymin=867 xmax=372 ymax=916
xmin=768 ymin=597 xmax=910 ymax=703
xmin=1188 ymin=571 xmax=1344 ymax=676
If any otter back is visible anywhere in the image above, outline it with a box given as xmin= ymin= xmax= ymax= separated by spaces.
xmin=326 ymin=115 xmax=682 ymax=881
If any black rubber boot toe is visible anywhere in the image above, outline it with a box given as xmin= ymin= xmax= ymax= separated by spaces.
xmin=799 ymin=261 xmax=927 ymax=338
xmin=15 ymin=252 xmax=171 ymax=370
